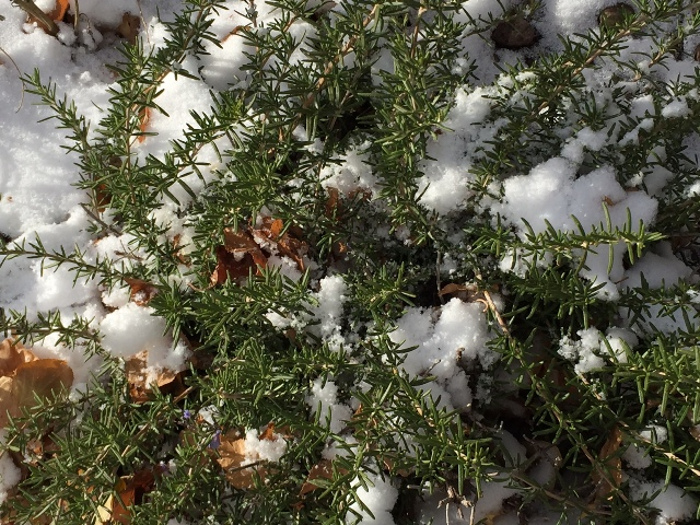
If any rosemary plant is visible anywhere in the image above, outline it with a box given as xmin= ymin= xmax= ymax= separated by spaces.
xmin=1 ymin=0 xmax=700 ymax=523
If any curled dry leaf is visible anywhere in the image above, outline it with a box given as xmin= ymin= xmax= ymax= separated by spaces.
xmin=0 ymin=339 xmax=36 ymax=376
xmin=47 ymin=0 xmax=69 ymax=21
xmin=210 ymin=228 xmax=268 ymax=286
xmin=22 ymin=0 xmax=66 ymax=35
xmin=210 ymin=220 xmax=307 ymax=285
xmin=125 ymin=350 xmax=181 ymax=403
xmin=0 ymin=339 xmax=73 ymax=428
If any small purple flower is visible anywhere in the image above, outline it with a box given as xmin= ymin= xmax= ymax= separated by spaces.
xmin=210 ymin=429 xmax=222 ymax=450
xmin=183 ymin=409 xmax=192 ymax=420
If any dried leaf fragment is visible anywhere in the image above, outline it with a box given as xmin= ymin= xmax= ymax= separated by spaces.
xmin=253 ymin=217 xmax=307 ymax=271
xmin=125 ymin=350 xmax=180 ymax=403
xmin=47 ymin=0 xmax=69 ymax=21
xmin=300 ymin=459 xmax=335 ymax=496
xmin=216 ymin=431 xmax=267 ymax=490
xmin=116 ymin=13 xmax=140 ymax=44
xmin=0 ymin=339 xmax=73 ymax=427
xmin=210 ymin=228 xmax=268 ymax=285
xmin=94 ymin=469 xmax=155 ymax=525
xmin=0 ymin=339 xmax=35 ymax=376
xmin=593 ymin=426 xmax=622 ymax=503
xmin=124 ymin=278 xmax=159 ymax=306
xmin=137 ymin=107 xmax=151 ymax=143
xmin=215 ymin=424 xmax=286 ymax=490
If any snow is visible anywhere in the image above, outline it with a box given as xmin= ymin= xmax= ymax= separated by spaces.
xmin=629 ymin=480 xmax=698 ymax=525
xmin=347 ymin=471 xmax=398 ymax=525
xmin=0 ymin=0 xmax=699 ymax=521
xmin=0 ymin=431 xmax=20 ymax=505
xmin=496 ymin=159 xmax=658 ymax=300
xmin=306 ymin=377 xmax=352 ymax=434
xmin=243 ymin=427 xmax=286 ymax=463
xmin=388 ymin=298 xmax=496 ymax=410
xmin=100 ymin=302 xmax=190 ymax=377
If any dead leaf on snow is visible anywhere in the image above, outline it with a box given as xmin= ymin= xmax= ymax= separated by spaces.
xmin=124 ymin=278 xmax=159 ymax=306
xmin=216 ymin=430 xmax=268 ymax=490
xmin=25 ymin=0 xmax=67 ymax=34
xmin=47 ymin=0 xmax=69 ymax=21
xmin=125 ymin=350 xmax=180 ymax=403
xmin=215 ymin=424 xmax=286 ymax=490
xmin=252 ymin=217 xmax=307 ymax=271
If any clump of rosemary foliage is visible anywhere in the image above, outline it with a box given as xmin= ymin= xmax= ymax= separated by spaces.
xmin=1 ymin=0 xmax=700 ymax=523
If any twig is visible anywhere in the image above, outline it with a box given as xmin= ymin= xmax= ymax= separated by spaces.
xmin=0 ymin=45 xmax=25 ymax=111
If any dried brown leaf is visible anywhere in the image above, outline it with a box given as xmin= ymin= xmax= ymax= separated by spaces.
xmin=210 ymin=228 xmax=268 ymax=285
xmin=0 ymin=356 xmax=73 ymax=428
xmin=593 ymin=426 xmax=622 ymax=503
xmin=137 ymin=107 xmax=151 ymax=143
xmin=216 ymin=432 xmax=268 ymax=490
xmin=124 ymin=278 xmax=159 ymax=306
xmin=125 ymin=351 xmax=179 ymax=403
xmin=299 ymin=459 xmax=334 ymax=496
xmin=0 ymin=339 xmax=35 ymax=376
xmin=117 ymin=13 xmax=140 ymax=44
xmin=46 ymin=0 xmax=69 ymax=21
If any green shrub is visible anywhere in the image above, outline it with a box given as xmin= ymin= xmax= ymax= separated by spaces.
xmin=1 ymin=0 xmax=700 ymax=523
